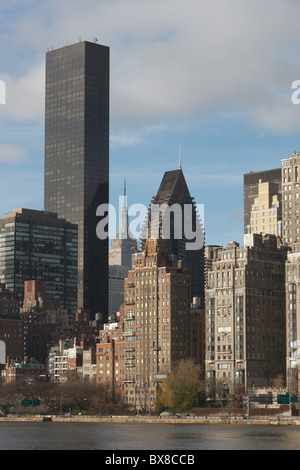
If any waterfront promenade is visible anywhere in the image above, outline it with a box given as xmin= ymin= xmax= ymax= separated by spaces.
xmin=0 ymin=414 xmax=299 ymax=425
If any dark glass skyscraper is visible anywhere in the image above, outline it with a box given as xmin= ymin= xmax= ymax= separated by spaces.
xmin=44 ymin=41 xmax=109 ymax=319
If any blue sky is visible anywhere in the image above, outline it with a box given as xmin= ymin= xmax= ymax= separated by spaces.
xmin=1 ymin=0 xmax=300 ymax=247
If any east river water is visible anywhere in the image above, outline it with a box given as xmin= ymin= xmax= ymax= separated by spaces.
xmin=0 ymin=421 xmax=300 ymax=450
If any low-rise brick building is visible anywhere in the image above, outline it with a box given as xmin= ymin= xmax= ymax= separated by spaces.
xmin=96 ymin=321 xmax=125 ymax=395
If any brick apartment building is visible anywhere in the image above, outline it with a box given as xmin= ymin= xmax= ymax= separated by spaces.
xmin=2 ymin=357 xmax=46 ymax=384
xmin=205 ymin=233 xmax=287 ymax=396
xmin=122 ymin=238 xmax=191 ymax=411
xmin=96 ymin=320 xmax=125 ymax=396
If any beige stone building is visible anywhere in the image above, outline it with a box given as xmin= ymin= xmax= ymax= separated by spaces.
xmin=122 ymin=238 xmax=191 ymax=411
xmin=244 ymin=168 xmax=281 ymax=235
xmin=205 ymin=233 xmax=287 ymax=397
xmin=247 ymin=179 xmax=282 ymax=237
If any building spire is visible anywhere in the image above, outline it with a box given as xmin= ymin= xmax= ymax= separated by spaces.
xmin=179 ymin=144 xmax=182 ymax=170
xmin=120 ymin=177 xmax=128 ymax=239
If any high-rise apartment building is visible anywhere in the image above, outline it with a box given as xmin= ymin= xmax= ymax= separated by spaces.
xmin=142 ymin=168 xmax=205 ymax=307
xmin=285 ymin=252 xmax=300 ymax=395
xmin=281 ymin=152 xmax=300 ymax=250
xmin=0 ymin=208 xmax=78 ymax=312
xmin=205 ymin=234 xmax=287 ymax=396
xmin=244 ymin=169 xmax=281 ymax=234
xmin=122 ymin=238 xmax=191 ymax=410
xmin=44 ymin=41 xmax=109 ymax=319
xmin=246 ymin=179 xmax=282 ymax=237
xmin=281 ymin=152 xmax=300 ymax=395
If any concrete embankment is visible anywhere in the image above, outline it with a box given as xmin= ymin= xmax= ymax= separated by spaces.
xmin=1 ymin=415 xmax=299 ymax=425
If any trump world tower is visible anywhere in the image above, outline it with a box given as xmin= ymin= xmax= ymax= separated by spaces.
xmin=44 ymin=41 xmax=109 ymax=320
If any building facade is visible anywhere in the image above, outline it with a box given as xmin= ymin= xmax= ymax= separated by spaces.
xmin=108 ymin=183 xmax=139 ymax=318
xmin=44 ymin=40 xmax=109 ymax=319
xmin=20 ymin=280 xmax=70 ymax=365
xmin=142 ymin=168 xmax=205 ymax=308
xmin=122 ymin=238 xmax=191 ymax=410
xmin=0 ymin=319 xmax=24 ymax=363
xmin=48 ymin=338 xmax=83 ymax=382
xmin=82 ymin=348 xmax=97 ymax=382
xmin=285 ymin=252 xmax=300 ymax=395
xmin=205 ymin=234 xmax=287 ymax=396
xmin=2 ymin=357 xmax=46 ymax=384
xmin=279 ymin=152 xmax=300 ymax=395
xmin=0 ymin=283 xmax=24 ymax=363
xmin=281 ymin=152 xmax=300 ymax=249
xmin=244 ymin=168 xmax=281 ymax=235
xmin=189 ymin=297 xmax=205 ymax=376
xmin=0 ymin=209 xmax=78 ymax=312
xmin=96 ymin=321 xmax=125 ymax=395
xmin=108 ymin=265 xmax=130 ymax=319
xmin=246 ymin=179 xmax=282 ymax=237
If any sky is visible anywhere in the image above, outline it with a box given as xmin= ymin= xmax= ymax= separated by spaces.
xmin=1 ymin=0 xmax=300 ymax=247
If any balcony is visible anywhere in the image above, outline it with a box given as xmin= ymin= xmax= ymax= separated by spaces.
xmin=125 ymin=354 xmax=135 ymax=360
xmin=125 ymin=314 xmax=135 ymax=321
xmin=123 ymin=378 xmax=135 ymax=384
xmin=124 ymin=331 xmax=135 ymax=337
xmin=154 ymin=374 xmax=167 ymax=382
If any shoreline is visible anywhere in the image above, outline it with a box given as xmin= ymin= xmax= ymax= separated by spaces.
xmin=1 ymin=414 xmax=299 ymax=425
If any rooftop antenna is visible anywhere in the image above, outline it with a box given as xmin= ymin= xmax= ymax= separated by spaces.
xmin=179 ymin=144 xmax=182 ymax=170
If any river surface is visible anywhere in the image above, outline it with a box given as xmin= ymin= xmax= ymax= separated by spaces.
xmin=0 ymin=421 xmax=300 ymax=450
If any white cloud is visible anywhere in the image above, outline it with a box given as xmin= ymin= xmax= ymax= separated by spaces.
xmin=2 ymin=0 xmax=300 ymax=140
xmin=0 ymin=144 xmax=28 ymax=163
xmin=0 ymin=62 xmax=45 ymax=122
xmin=250 ymin=92 xmax=300 ymax=134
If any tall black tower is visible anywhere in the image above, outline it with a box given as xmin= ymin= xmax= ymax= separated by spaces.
xmin=142 ymin=167 xmax=205 ymax=307
xmin=44 ymin=41 xmax=109 ymax=320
